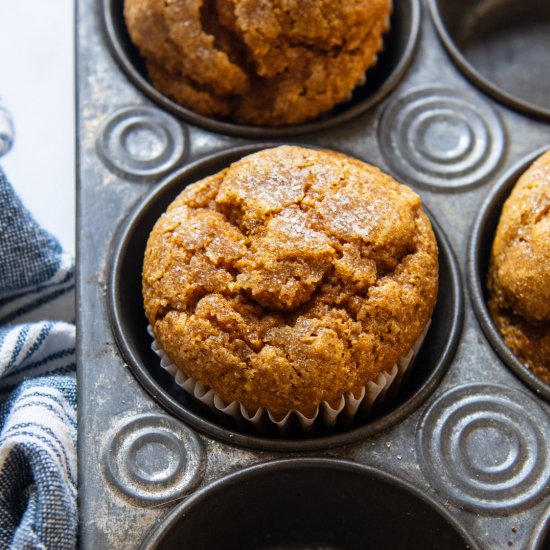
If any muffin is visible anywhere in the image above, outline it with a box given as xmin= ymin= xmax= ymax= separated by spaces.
xmin=142 ymin=146 xmax=439 ymax=422
xmin=124 ymin=0 xmax=392 ymax=127
xmin=488 ymin=150 xmax=550 ymax=384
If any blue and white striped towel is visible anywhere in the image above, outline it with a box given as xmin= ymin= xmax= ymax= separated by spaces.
xmin=0 ymin=168 xmax=76 ymax=549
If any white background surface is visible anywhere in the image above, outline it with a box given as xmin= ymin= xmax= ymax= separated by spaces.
xmin=0 ymin=0 xmax=75 ymax=254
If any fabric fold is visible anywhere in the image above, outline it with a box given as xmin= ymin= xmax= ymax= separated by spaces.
xmin=0 ymin=167 xmax=76 ymax=550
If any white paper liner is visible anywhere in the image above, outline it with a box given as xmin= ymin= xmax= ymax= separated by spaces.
xmin=148 ymin=319 xmax=430 ymax=436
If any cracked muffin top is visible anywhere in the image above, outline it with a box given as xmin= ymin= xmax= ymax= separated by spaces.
xmin=488 ymin=150 xmax=550 ymax=384
xmin=124 ymin=0 xmax=391 ymax=126
xmin=143 ymin=146 xmax=439 ymax=416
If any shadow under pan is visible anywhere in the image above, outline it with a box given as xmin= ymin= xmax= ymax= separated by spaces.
xmin=430 ymin=0 xmax=550 ymax=120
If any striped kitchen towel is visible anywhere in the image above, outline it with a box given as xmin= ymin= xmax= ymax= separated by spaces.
xmin=0 ymin=168 xmax=76 ymax=549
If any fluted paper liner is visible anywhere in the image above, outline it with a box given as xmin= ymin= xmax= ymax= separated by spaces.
xmin=148 ymin=319 xmax=430 ymax=436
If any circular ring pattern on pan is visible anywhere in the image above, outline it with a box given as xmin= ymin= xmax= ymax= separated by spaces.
xmin=378 ymin=86 xmax=506 ymax=191
xmin=467 ymin=145 xmax=550 ymax=402
xmin=96 ymin=105 xmax=187 ymax=180
xmin=108 ymin=143 xmax=464 ymax=452
xmin=102 ymin=413 xmax=204 ymax=504
xmin=101 ymin=0 xmax=421 ymax=137
xmin=417 ymin=383 xmax=550 ymax=514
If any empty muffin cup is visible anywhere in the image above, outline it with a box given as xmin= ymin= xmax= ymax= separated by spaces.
xmin=109 ymin=144 xmax=464 ymax=451
xmin=528 ymin=506 xmax=550 ymax=550
xmin=102 ymin=0 xmax=420 ymax=137
xmin=140 ymin=459 xmax=479 ymax=550
xmin=529 ymin=508 xmax=550 ymax=550
xmin=468 ymin=146 xmax=550 ymax=402
xmin=430 ymin=0 xmax=550 ymax=120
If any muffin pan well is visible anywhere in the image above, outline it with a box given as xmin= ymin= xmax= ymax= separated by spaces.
xmin=102 ymin=0 xmax=421 ymax=137
xmin=430 ymin=0 xmax=550 ymax=120
xmin=109 ymin=144 xmax=463 ymax=451
xmin=140 ymin=459 xmax=480 ymax=550
xmin=78 ymin=1 xmax=550 ymax=548
xmin=468 ymin=147 xmax=550 ymax=402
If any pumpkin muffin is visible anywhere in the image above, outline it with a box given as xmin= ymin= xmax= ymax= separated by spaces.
xmin=488 ymin=150 xmax=550 ymax=385
xmin=124 ymin=0 xmax=392 ymax=126
xmin=142 ymin=146 xmax=438 ymax=418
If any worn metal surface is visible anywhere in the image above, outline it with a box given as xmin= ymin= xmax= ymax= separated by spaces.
xmin=77 ymin=0 xmax=550 ymax=548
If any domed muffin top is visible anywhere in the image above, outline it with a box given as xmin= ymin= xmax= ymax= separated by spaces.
xmin=124 ymin=0 xmax=391 ymax=126
xmin=143 ymin=146 xmax=439 ymax=416
xmin=489 ymin=149 xmax=550 ymax=383
xmin=490 ymin=150 xmax=550 ymax=324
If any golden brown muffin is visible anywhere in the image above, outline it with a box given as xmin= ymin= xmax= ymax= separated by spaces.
xmin=124 ymin=0 xmax=391 ymax=126
xmin=143 ymin=146 xmax=438 ymax=417
xmin=488 ymin=150 xmax=550 ymax=384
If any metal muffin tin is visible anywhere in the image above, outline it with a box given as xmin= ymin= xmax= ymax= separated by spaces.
xmin=77 ymin=0 xmax=550 ymax=548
